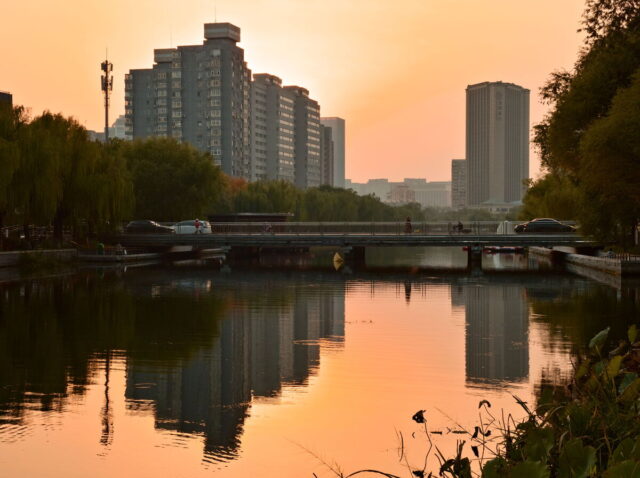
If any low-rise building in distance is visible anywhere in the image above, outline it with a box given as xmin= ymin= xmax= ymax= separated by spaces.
xmin=346 ymin=178 xmax=451 ymax=208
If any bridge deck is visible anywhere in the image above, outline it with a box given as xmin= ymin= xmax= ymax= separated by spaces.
xmin=118 ymin=232 xmax=594 ymax=248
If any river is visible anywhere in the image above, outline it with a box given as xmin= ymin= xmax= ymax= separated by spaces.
xmin=0 ymin=248 xmax=638 ymax=477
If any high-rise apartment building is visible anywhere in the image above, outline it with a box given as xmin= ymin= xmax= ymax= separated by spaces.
xmin=285 ymin=86 xmax=321 ymax=189
xmin=451 ymin=159 xmax=466 ymax=209
xmin=125 ymin=23 xmax=252 ymax=179
xmin=250 ymin=74 xmax=295 ymax=182
xmin=319 ymin=124 xmax=334 ymax=186
xmin=466 ymin=82 xmax=529 ymax=207
xmin=320 ymin=117 xmax=345 ymax=187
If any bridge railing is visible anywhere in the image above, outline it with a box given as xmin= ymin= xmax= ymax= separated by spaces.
xmin=206 ymin=221 xmax=525 ymax=236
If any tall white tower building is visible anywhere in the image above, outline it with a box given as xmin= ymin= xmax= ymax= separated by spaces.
xmin=466 ymin=82 xmax=529 ymax=207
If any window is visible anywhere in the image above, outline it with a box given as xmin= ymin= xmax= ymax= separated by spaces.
xmin=171 ymin=71 xmax=181 ymax=79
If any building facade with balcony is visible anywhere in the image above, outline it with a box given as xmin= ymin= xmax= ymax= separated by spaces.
xmin=285 ymin=86 xmax=321 ymax=189
xmin=250 ymin=74 xmax=296 ymax=183
xmin=125 ymin=23 xmax=252 ymax=179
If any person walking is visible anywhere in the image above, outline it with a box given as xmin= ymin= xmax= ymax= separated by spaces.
xmin=404 ymin=216 xmax=413 ymax=234
xmin=194 ymin=218 xmax=201 ymax=234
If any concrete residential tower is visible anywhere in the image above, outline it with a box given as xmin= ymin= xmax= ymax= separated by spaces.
xmin=285 ymin=86 xmax=321 ymax=189
xmin=125 ymin=23 xmax=252 ymax=179
xmin=250 ymin=74 xmax=296 ymax=182
xmin=465 ymin=82 xmax=529 ymax=207
xmin=320 ymin=117 xmax=345 ymax=187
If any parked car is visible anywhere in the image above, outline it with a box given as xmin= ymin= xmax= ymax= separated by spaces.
xmin=125 ymin=220 xmax=175 ymax=234
xmin=514 ymin=218 xmax=576 ymax=233
xmin=172 ymin=219 xmax=212 ymax=234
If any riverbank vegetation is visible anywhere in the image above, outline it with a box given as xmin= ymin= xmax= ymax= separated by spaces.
xmin=521 ymin=0 xmax=640 ymax=247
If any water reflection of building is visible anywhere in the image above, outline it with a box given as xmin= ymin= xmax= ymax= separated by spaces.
xmin=125 ymin=281 xmax=345 ymax=460
xmin=463 ymin=284 xmax=529 ymax=385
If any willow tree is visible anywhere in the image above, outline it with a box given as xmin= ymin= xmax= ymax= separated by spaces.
xmin=0 ymin=105 xmax=27 ymax=246
xmin=11 ymin=112 xmax=65 ymax=239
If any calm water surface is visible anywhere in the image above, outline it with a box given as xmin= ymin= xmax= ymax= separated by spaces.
xmin=0 ymin=248 xmax=638 ymax=477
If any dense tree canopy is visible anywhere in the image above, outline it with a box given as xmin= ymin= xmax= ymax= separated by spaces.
xmin=524 ymin=0 xmax=640 ymax=246
xmin=0 ymin=109 xmax=133 ymax=243
xmin=217 ymin=181 xmax=427 ymax=222
xmin=120 ymin=138 xmax=224 ymax=221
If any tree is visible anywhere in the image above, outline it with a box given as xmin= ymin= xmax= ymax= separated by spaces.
xmin=0 ymin=105 xmax=27 ymax=247
xmin=11 ymin=112 xmax=66 ymax=237
xmin=519 ymin=174 xmax=581 ymax=221
xmin=579 ymin=72 xmax=640 ymax=244
xmin=122 ymin=138 xmax=224 ymax=221
xmin=527 ymin=0 xmax=640 ymax=245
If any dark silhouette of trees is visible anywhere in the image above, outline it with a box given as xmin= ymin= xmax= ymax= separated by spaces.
xmin=525 ymin=0 xmax=640 ymax=246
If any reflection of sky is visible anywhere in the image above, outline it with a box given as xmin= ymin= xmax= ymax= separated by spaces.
xmin=0 ymin=270 xmax=615 ymax=477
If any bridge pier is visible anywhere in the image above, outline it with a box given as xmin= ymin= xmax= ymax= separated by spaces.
xmin=341 ymin=246 xmax=366 ymax=267
xmin=467 ymin=244 xmax=483 ymax=270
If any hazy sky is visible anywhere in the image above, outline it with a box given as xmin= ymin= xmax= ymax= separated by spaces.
xmin=0 ymin=0 xmax=585 ymax=182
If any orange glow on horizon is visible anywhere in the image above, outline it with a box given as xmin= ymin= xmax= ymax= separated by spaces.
xmin=0 ymin=0 xmax=585 ymax=182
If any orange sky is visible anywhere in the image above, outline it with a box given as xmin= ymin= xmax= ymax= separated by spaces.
xmin=0 ymin=0 xmax=585 ymax=182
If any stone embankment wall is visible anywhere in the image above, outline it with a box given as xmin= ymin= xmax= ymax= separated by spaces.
xmin=529 ymin=247 xmax=640 ymax=276
xmin=0 ymin=249 xmax=77 ymax=268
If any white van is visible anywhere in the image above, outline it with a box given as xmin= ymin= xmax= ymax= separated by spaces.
xmin=172 ymin=220 xmax=212 ymax=234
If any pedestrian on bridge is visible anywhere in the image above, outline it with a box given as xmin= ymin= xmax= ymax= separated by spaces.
xmin=404 ymin=217 xmax=413 ymax=234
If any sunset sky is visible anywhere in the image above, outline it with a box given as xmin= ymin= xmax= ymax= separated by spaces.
xmin=0 ymin=0 xmax=585 ymax=182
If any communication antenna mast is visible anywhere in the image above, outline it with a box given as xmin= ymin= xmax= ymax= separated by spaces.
xmin=101 ymin=56 xmax=114 ymax=142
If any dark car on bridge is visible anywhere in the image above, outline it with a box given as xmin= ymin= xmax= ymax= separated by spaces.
xmin=125 ymin=220 xmax=175 ymax=234
xmin=514 ymin=218 xmax=576 ymax=233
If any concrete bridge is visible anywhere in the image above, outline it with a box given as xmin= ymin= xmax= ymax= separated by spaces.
xmin=116 ymin=221 xmax=594 ymax=267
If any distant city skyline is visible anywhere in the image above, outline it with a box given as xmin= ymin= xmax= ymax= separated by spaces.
xmin=0 ymin=0 xmax=585 ymax=181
